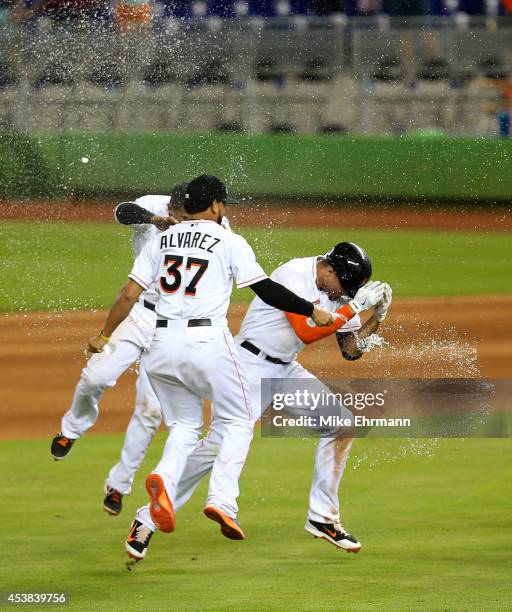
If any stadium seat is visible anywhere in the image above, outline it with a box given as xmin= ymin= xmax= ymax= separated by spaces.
xmin=285 ymin=78 xmax=331 ymax=133
xmin=412 ymin=58 xmax=455 ymax=131
xmin=187 ymin=60 xmax=231 ymax=87
xmin=33 ymin=62 xmax=75 ymax=90
xmin=416 ymin=57 xmax=451 ymax=81
xmin=0 ymin=86 xmax=19 ymax=129
xmin=254 ymin=57 xmax=285 ymax=83
xmin=28 ymin=85 xmax=76 ymax=131
xmin=118 ymin=81 xmax=182 ymax=131
xmin=180 ymin=83 xmax=230 ymax=132
xmin=411 ymin=81 xmax=455 ymax=132
xmin=371 ymin=56 xmax=406 ymax=82
xmin=0 ymin=61 xmax=18 ymax=89
xmin=324 ymin=74 xmax=359 ymax=132
xmin=296 ymin=56 xmax=334 ymax=82
xmin=70 ymin=83 xmax=124 ymax=131
xmin=244 ymin=78 xmax=290 ymax=132
xmin=87 ymin=62 xmax=126 ymax=89
xmin=142 ymin=60 xmax=180 ymax=87
xmin=358 ymin=80 xmax=409 ymax=135
xmin=462 ymin=77 xmax=502 ymax=135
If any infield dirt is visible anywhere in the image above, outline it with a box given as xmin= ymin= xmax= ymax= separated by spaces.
xmin=1 ymin=296 xmax=511 ymax=440
xmin=1 ymin=200 xmax=511 ymax=232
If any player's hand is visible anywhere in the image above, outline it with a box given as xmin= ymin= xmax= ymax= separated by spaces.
xmin=151 ymin=215 xmax=179 ymax=231
xmin=220 ymin=216 xmax=232 ymax=231
xmin=374 ymin=283 xmax=392 ymax=321
xmin=85 ymin=333 xmax=109 ymax=357
xmin=311 ymin=306 xmax=335 ymax=327
xmin=349 ymin=281 xmax=386 ymax=315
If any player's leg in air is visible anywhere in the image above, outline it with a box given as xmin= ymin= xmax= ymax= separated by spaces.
xmin=103 ymin=362 xmax=162 ymax=515
xmin=51 ymin=312 xmax=152 ymax=460
xmin=125 ymin=322 xmax=254 ymax=564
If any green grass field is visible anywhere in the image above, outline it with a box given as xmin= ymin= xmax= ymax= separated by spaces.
xmin=2 ymin=435 xmax=511 ymax=611
xmin=1 ymin=222 xmax=511 ymax=311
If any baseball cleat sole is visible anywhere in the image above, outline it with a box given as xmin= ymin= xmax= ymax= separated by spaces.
xmin=125 ymin=545 xmax=144 ymax=562
xmin=125 ymin=540 xmax=146 ymax=563
xmin=203 ymin=505 xmax=245 ymax=540
xmin=145 ymin=474 xmax=175 ymax=533
xmin=305 ymin=523 xmax=362 ymax=553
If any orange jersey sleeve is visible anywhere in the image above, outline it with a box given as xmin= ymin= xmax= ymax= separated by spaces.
xmin=284 ymin=303 xmax=355 ymax=344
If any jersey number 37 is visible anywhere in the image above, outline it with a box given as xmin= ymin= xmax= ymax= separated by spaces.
xmin=160 ymin=255 xmax=209 ymax=296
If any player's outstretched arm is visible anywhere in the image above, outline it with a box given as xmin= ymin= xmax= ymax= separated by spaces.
xmin=86 ymin=280 xmax=143 ymax=354
xmin=337 ymin=315 xmax=380 ymax=361
xmin=115 ymin=202 xmax=178 ymax=230
xmin=250 ymin=278 xmax=334 ymax=326
xmin=284 ymin=280 xmax=388 ymax=345
xmin=337 ymin=283 xmax=392 ymax=360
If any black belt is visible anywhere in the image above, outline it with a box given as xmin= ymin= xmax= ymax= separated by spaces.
xmin=144 ymin=300 xmax=156 ymax=312
xmin=241 ymin=340 xmax=290 ymax=365
xmin=156 ymin=319 xmax=212 ymax=328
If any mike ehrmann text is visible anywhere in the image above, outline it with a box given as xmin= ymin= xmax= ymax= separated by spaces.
xmin=272 ymin=415 xmax=412 ymax=428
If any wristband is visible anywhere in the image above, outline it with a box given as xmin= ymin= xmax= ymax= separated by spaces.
xmin=348 ymin=300 xmax=361 ymax=315
xmin=99 ymin=331 xmax=110 ymax=342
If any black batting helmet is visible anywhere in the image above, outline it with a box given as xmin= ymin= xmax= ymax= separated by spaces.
xmin=323 ymin=242 xmax=372 ymax=298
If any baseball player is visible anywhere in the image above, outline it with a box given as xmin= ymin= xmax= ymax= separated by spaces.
xmin=125 ymin=241 xmax=391 ymax=563
xmin=50 ymin=184 xmax=186 ymax=515
xmin=83 ymin=174 xmax=335 ymax=563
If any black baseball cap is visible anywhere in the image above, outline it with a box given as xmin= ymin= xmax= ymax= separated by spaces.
xmin=169 ymin=182 xmax=188 ymax=207
xmin=184 ymin=174 xmax=239 ymax=213
xmin=323 ymin=242 xmax=372 ymax=298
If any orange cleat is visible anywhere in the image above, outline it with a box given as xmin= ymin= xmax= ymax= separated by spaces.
xmin=145 ymin=473 xmax=175 ymax=533
xmin=203 ymin=505 xmax=245 ymax=540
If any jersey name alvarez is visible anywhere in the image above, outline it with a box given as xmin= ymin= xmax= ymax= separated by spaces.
xmin=159 ymin=230 xmax=220 ymax=253
xmin=240 ymin=256 xmax=361 ymax=362
xmin=129 ymin=220 xmax=267 ymax=321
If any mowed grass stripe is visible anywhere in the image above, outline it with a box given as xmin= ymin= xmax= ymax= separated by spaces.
xmin=1 ymin=222 xmax=511 ymax=312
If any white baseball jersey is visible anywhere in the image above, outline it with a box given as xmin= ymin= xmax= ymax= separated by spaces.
xmin=239 ymin=256 xmax=362 ymax=362
xmin=129 ymin=220 xmax=268 ymax=320
xmin=115 ymin=195 xmax=170 ymax=306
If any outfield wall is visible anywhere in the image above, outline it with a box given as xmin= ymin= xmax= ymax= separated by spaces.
xmin=2 ymin=132 xmax=511 ymax=202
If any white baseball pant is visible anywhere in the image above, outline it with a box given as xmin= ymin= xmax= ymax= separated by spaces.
xmin=171 ymin=336 xmax=354 ymax=525
xmin=136 ymin=319 xmax=254 ymax=531
xmin=60 ymin=302 xmax=162 ymax=495
xmin=105 ymin=362 xmax=162 ymax=495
